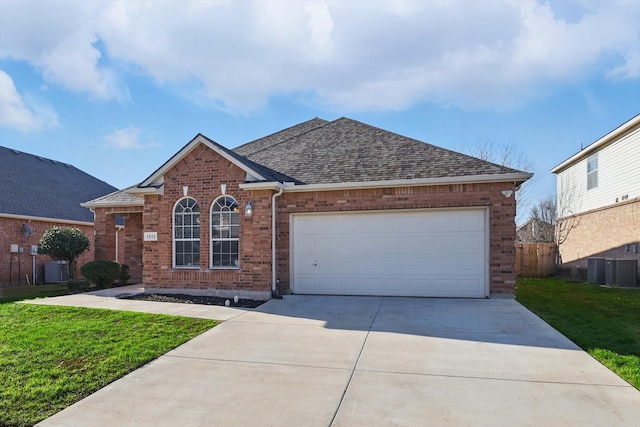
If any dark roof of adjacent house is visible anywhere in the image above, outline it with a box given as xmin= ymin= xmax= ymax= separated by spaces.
xmin=0 ymin=146 xmax=118 ymax=222
xmin=233 ymin=117 xmax=525 ymax=185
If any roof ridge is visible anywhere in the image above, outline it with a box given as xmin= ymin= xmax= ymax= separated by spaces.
xmin=0 ymin=145 xmax=75 ymax=169
xmin=232 ymin=118 xmax=329 ymax=156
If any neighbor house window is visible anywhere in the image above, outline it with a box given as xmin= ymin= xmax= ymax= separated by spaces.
xmin=211 ymin=196 xmax=240 ymax=268
xmin=173 ymin=197 xmax=200 ymax=267
xmin=587 ymin=154 xmax=598 ymax=190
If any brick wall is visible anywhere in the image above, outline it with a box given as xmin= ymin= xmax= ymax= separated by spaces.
xmin=0 ymin=217 xmax=95 ymax=285
xmin=558 ymin=199 xmax=640 ymax=277
xmin=276 ymin=183 xmax=517 ymax=297
xmin=122 ymin=144 xmax=519 ymax=298
xmin=93 ymin=205 xmax=144 ymax=283
xmin=142 ymin=145 xmax=274 ymax=299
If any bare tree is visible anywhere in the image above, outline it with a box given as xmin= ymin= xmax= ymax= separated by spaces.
xmin=468 ymin=139 xmax=534 ymax=222
xmin=524 ymin=195 xmax=557 ymax=243
xmin=530 ymin=195 xmax=557 ymax=225
xmin=554 ymin=178 xmax=581 ymax=247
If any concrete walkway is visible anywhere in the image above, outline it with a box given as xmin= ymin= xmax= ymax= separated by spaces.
xmin=28 ymin=289 xmax=640 ymax=426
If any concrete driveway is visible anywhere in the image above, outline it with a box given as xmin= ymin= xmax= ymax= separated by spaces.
xmin=37 ymin=295 xmax=640 ymax=426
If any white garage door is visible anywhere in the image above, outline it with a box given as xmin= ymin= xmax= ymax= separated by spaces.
xmin=291 ymin=209 xmax=487 ymax=298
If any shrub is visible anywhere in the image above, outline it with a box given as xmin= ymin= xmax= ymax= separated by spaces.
xmin=66 ymin=279 xmax=90 ymax=293
xmin=119 ymin=264 xmax=131 ymax=286
xmin=81 ymin=260 xmax=122 ymax=289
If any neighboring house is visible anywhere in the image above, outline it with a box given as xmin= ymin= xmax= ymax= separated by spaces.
xmin=551 ymin=114 xmax=640 ymax=281
xmin=516 ymin=219 xmax=555 ymax=243
xmin=0 ymin=146 xmax=118 ymax=285
xmin=84 ymin=118 xmax=531 ymax=299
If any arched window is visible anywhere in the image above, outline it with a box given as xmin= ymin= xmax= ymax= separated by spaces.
xmin=173 ymin=197 xmax=200 ymax=268
xmin=211 ymin=196 xmax=239 ymax=268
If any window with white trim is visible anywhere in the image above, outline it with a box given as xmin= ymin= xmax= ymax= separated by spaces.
xmin=173 ymin=197 xmax=200 ymax=267
xmin=587 ymin=154 xmax=598 ymax=190
xmin=211 ymin=196 xmax=240 ymax=268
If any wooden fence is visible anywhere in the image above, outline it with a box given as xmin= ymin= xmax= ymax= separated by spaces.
xmin=516 ymin=243 xmax=557 ymax=277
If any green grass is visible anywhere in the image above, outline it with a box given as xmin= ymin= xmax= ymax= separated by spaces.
xmin=0 ymin=284 xmax=71 ymax=304
xmin=516 ymin=277 xmax=640 ymax=389
xmin=0 ymin=303 xmax=216 ymax=427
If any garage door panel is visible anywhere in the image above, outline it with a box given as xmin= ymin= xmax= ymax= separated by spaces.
xmin=292 ymin=210 xmax=487 ymax=297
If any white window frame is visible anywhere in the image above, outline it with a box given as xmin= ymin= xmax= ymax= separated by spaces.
xmin=587 ymin=154 xmax=598 ymax=190
xmin=173 ymin=197 xmax=200 ymax=269
xmin=210 ymin=195 xmax=240 ymax=269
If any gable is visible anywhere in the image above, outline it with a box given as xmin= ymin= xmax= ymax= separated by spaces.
xmin=133 ymin=134 xmax=277 ymax=194
xmin=0 ymin=146 xmax=118 ymax=222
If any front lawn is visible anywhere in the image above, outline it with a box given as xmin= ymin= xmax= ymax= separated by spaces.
xmin=0 ymin=303 xmax=216 ymax=427
xmin=516 ymin=277 xmax=640 ymax=389
xmin=0 ymin=284 xmax=71 ymax=304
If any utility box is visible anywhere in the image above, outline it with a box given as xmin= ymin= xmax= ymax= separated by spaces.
xmin=587 ymin=257 xmax=606 ymax=284
xmin=44 ymin=261 xmax=69 ymax=284
xmin=604 ymin=259 xmax=638 ymax=288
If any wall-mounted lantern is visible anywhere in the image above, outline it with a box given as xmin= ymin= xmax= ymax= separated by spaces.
xmin=245 ymin=201 xmax=254 ymax=218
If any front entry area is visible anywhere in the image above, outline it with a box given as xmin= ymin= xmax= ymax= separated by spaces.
xmin=291 ymin=208 xmax=488 ymax=297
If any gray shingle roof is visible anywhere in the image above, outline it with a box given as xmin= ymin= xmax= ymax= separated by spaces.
xmin=81 ymin=188 xmax=143 ymax=207
xmin=0 ymin=146 xmax=118 ymax=222
xmin=233 ymin=118 xmax=329 ymax=157
xmin=234 ymin=117 xmax=525 ymax=185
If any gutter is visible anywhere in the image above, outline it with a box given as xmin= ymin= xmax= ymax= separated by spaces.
xmin=0 ymin=212 xmax=94 ymax=226
xmin=277 ymin=173 xmax=532 ymax=193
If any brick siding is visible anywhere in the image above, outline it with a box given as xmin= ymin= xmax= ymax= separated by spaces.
xmin=0 ymin=217 xmax=95 ymax=285
xmin=276 ymin=183 xmax=517 ymax=297
xmin=94 ymin=146 xmax=519 ymax=298
xmin=141 ymin=145 xmax=274 ymax=299
xmin=558 ymin=199 xmax=640 ymax=278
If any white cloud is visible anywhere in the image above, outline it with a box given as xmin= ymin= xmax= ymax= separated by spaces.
xmin=0 ymin=70 xmax=58 ymax=131
xmin=104 ymin=127 xmax=158 ymax=150
xmin=0 ymin=0 xmax=126 ymax=101
xmin=1 ymin=0 xmax=639 ymax=112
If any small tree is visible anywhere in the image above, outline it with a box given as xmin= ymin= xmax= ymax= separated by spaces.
xmin=38 ymin=226 xmax=90 ymax=279
xmin=468 ymin=139 xmax=534 ymax=223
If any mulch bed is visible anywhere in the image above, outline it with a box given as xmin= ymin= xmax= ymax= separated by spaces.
xmin=123 ymin=293 xmax=265 ymax=309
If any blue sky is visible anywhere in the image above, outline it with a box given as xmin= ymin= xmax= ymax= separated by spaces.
xmin=1 ymin=0 xmax=639 ymax=223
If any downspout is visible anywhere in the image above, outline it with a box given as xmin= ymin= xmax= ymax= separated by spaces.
xmin=271 ymin=186 xmax=284 ymax=298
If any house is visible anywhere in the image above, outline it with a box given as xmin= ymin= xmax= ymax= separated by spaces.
xmin=84 ymin=118 xmax=532 ymax=299
xmin=516 ymin=219 xmax=555 ymax=243
xmin=0 ymin=146 xmax=119 ymax=285
xmin=551 ymin=114 xmax=640 ymax=281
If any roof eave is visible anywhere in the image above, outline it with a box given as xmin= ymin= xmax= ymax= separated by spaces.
xmin=239 ymin=181 xmax=286 ymax=191
xmin=80 ymin=200 xmax=144 ymax=209
xmin=279 ymin=173 xmax=533 ymax=193
xmin=551 ymin=114 xmax=640 ymax=174
xmin=0 ymin=212 xmax=94 ymax=226
xmin=127 ymin=185 xmax=164 ymax=196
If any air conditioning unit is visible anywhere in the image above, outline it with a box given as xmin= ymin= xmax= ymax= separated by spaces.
xmin=587 ymin=258 xmax=605 ymax=284
xmin=604 ymin=259 xmax=638 ymax=288
xmin=44 ymin=261 xmax=69 ymax=284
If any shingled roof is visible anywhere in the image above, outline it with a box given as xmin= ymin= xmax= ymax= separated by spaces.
xmin=233 ymin=118 xmax=329 ymax=157
xmin=0 ymin=146 xmax=118 ymax=222
xmin=233 ymin=117 xmax=526 ymax=185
